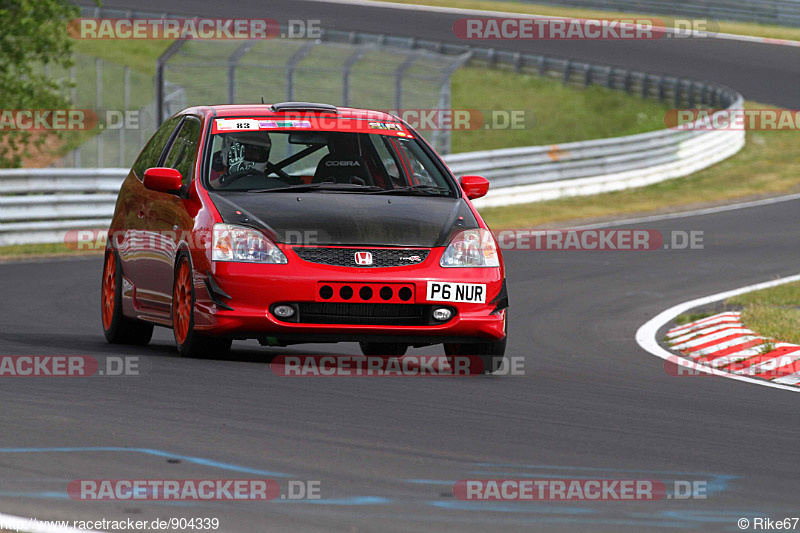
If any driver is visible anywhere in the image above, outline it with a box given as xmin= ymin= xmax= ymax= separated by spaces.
xmin=209 ymin=132 xmax=272 ymax=188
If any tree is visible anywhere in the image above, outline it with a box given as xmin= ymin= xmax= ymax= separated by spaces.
xmin=0 ymin=0 xmax=79 ymax=167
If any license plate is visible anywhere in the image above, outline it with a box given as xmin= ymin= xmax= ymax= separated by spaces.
xmin=426 ymin=282 xmax=486 ymax=303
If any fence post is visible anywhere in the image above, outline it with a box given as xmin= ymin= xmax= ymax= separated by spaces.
xmin=96 ymin=58 xmax=103 ymax=167
xmin=394 ymin=54 xmax=418 ymax=111
xmin=155 ymin=39 xmax=188 ymax=125
xmin=121 ymin=66 xmax=130 ymax=167
xmin=342 ymin=47 xmax=368 ymax=107
xmin=433 ymin=51 xmax=472 ymax=155
xmin=227 ymin=40 xmax=256 ymax=104
xmin=286 ymin=41 xmax=317 ymax=101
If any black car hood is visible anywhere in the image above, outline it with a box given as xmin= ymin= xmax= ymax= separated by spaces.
xmin=208 ymin=191 xmax=479 ymax=247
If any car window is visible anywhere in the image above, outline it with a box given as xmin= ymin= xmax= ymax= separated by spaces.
xmin=163 ymin=116 xmax=202 ymax=186
xmin=390 ymin=137 xmax=442 ymax=188
xmin=131 ymin=116 xmax=183 ymax=181
xmin=204 ymin=123 xmax=455 ymax=196
xmin=369 ymin=135 xmax=401 ymax=183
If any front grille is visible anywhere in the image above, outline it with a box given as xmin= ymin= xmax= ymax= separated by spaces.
xmin=296 ymin=303 xmax=428 ymax=325
xmin=293 ymin=247 xmax=430 ymax=268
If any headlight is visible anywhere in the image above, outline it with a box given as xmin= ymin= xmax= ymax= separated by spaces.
xmin=212 ymin=223 xmax=287 ymax=264
xmin=440 ymin=228 xmax=499 ymax=267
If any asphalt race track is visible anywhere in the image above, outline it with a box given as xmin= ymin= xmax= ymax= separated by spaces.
xmin=0 ymin=1 xmax=798 ymax=530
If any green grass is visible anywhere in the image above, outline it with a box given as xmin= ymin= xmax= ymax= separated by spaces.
xmin=726 ymin=281 xmax=800 ymax=307
xmin=0 ymin=242 xmax=102 ymax=261
xmin=741 ymin=305 xmax=800 ymax=345
xmin=450 ymin=67 xmax=671 ymax=152
xmin=479 ymin=103 xmax=800 ymax=228
xmin=724 ymin=281 xmax=800 ymax=345
xmin=73 ymin=40 xmax=175 ymax=75
xmin=674 ymin=311 xmax=713 ymax=325
xmin=376 ymin=0 xmax=800 ymax=41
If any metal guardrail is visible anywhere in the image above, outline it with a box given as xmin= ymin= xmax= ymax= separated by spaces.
xmin=517 ymin=0 xmax=800 ymax=27
xmin=0 ymin=168 xmax=125 ymax=245
xmin=450 ymin=103 xmax=746 ymax=207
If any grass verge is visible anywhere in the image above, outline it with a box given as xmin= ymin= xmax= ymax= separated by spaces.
xmin=725 ymin=281 xmax=800 ymax=345
xmin=478 ymin=103 xmax=800 ymax=228
xmin=0 ymin=243 xmax=103 ymax=262
xmin=450 ymin=67 xmax=671 ymax=152
xmin=376 ymin=0 xmax=800 ymax=41
xmin=673 ymin=311 xmax=713 ymax=326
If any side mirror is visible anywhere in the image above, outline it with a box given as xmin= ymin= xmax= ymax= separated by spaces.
xmin=459 ymin=175 xmax=489 ymax=200
xmin=143 ymin=167 xmax=183 ymax=196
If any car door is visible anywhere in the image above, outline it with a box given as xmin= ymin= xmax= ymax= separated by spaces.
xmin=141 ymin=116 xmax=203 ymax=308
xmin=118 ymin=115 xmax=184 ymax=311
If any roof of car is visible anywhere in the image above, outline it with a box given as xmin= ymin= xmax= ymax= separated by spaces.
xmin=198 ymin=103 xmax=401 ymax=123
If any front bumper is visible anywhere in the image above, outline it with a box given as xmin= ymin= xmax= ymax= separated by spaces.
xmin=193 ymin=248 xmax=507 ymax=344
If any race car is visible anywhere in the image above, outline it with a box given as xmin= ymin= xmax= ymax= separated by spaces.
xmin=101 ymin=102 xmax=508 ymax=372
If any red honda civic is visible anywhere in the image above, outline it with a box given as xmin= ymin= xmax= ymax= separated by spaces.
xmin=101 ymin=102 xmax=508 ymax=372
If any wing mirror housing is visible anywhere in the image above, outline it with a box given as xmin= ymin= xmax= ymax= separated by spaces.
xmin=459 ymin=175 xmax=489 ymax=200
xmin=143 ymin=167 xmax=184 ymax=196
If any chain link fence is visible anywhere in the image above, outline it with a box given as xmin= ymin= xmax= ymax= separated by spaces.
xmin=156 ymin=38 xmax=469 ymax=154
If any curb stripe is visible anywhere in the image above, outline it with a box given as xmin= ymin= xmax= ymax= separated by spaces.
xmin=636 ymin=273 xmax=800 ymax=392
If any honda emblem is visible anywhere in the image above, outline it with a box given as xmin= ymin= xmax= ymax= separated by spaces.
xmin=354 ymin=251 xmax=373 ymax=265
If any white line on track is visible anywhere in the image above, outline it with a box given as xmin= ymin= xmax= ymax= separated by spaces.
xmin=311 ymin=0 xmax=800 ymax=47
xmin=636 ymin=274 xmax=800 ymax=392
xmin=568 ymin=193 xmax=800 ymax=230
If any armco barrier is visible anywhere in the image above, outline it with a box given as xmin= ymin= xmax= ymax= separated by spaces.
xmin=0 ymin=168 xmax=125 ymax=246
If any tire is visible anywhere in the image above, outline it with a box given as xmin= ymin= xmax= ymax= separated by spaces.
xmin=444 ymin=337 xmax=506 ymax=374
xmin=359 ymin=342 xmax=408 ymax=357
xmin=172 ymin=254 xmax=232 ymax=359
xmin=101 ymin=250 xmax=154 ymax=345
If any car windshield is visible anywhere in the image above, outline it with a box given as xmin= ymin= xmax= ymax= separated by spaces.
xmin=204 ymin=118 xmax=455 ymax=196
